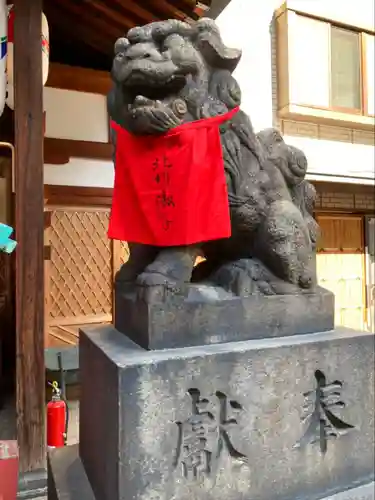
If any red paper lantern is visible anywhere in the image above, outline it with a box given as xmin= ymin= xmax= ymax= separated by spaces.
xmin=6 ymin=4 xmax=50 ymax=110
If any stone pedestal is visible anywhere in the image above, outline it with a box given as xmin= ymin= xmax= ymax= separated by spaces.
xmin=48 ymin=307 xmax=375 ymax=500
xmin=114 ymin=286 xmax=335 ymax=349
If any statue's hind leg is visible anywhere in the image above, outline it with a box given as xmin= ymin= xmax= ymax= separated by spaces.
xmin=256 ymin=199 xmax=316 ymax=289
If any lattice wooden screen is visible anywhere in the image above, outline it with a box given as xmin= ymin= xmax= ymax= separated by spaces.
xmin=49 ymin=208 xmax=113 ymax=325
xmin=47 ymin=207 xmax=130 ymax=331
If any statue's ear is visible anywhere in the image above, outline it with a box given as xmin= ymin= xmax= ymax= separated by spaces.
xmin=195 ymin=18 xmax=242 ymax=73
xmin=114 ymin=37 xmax=129 ymax=55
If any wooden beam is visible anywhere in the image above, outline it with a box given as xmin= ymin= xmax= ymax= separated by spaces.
xmin=162 ymin=0 xmax=202 ymax=19
xmin=82 ymin=0 xmax=136 ymax=32
xmin=46 ymin=63 xmax=112 ymax=95
xmin=44 ymin=3 xmax=113 ymax=56
xmin=44 ymin=185 xmax=114 ymax=208
xmin=14 ymin=0 xmax=45 ymax=473
xmin=44 ymin=138 xmax=113 ymax=164
xmin=180 ymin=0 xmax=212 ymax=12
xmin=54 ymin=0 xmax=121 ymax=47
xmin=111 ymin=0 xmax=158 ymax=24
xmin=145 ymin=0 xmax=190 ymax=21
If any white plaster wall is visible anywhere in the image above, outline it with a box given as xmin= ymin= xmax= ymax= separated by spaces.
xmin=44 ymin=87 xmax=109 ymax=143
xmin=216 ymin=0 xmax=375 ymax=185
xmin=43 ymin=86 xmax=113 ymax=187
xmin=216 ymin=0 xmax=282 ymax=132
xmin=44 ymin=158 xmax=114 ymax=188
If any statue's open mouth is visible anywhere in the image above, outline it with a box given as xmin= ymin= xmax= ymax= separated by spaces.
xmin=123 ymin=72 xmax=187 ymax=104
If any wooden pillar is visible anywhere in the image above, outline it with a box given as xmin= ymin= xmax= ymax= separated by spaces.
xmin=14 ymin=0 xmax=45 ymax=472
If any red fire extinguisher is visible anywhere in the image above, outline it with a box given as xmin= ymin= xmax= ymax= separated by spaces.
xmin=47 ymin=381 xmax=69 ymax=449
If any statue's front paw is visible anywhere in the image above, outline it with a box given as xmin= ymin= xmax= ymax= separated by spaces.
xmin=129 ymin=101 xmax=182 ymax=134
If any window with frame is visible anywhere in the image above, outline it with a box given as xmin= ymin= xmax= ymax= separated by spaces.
xmin=330 ymin=26 xmax=362 ymax=112
xmin=277 ymin=8 xmax=375 ymax=121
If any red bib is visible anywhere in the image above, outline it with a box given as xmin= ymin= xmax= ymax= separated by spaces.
xmin=108 ymin=107 xmax=239 ymax=246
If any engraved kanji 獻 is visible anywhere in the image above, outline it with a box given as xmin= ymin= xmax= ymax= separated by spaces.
xmin=174 ymin=389 xmax=248 ymax=479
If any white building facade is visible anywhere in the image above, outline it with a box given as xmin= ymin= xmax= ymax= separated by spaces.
xmin=215 ymin=0 xmax=375 ymax=332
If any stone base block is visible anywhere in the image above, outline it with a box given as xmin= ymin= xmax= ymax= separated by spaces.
xmin=47 ymin=449 xmax=374 ymax=500
xmin=320 ymin=482 xmax=374 ymax=499
xmin=48 ymin=445 xmax=95 ymax=500
xmin=48 ymin=446 xmax=375 ymax=500
xmin=75 ymin=325 xmax=374 ymax=500
xmin=115 ymin=285 xmax=334 ymax=349
xmin=48 ymin=447 xmax=375 ymax=500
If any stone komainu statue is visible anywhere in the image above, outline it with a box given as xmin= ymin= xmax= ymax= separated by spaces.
xmin=107 ymin=18 xmax=319 ymax=301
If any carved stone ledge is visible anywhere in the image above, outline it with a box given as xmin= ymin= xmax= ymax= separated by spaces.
xmin=115 ymin=284 xmax=335 ymax=350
